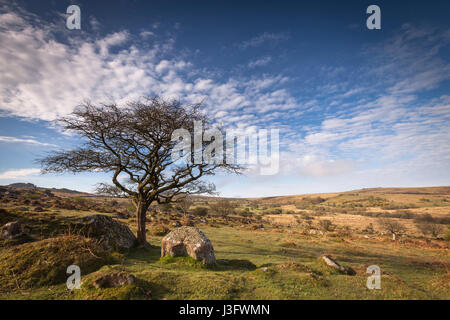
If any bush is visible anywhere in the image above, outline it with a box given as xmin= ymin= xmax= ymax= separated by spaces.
xmin=415 ymin=222 xmax=445 ymax=238
xmin=362 ymin=223 xmax=375 ymax=234
xmin=337 ymin=225 xmax=352 ymax=237
xmin=150 ymin=224 xmax=169 ymax=236
xmin=318 ymin=219 xmax=335 ymax=232
xmin=191 ymin=206 xmax=208 ymax=217
xmin=264 ymin=208 xmax=282 ymax=215
xmin=309 ymin=197 xmax=326 ymax=204
xmin=234 ymin=208 xmax=253 ymax=217
xmin=209 ymin=200 xmax=236 ymax=217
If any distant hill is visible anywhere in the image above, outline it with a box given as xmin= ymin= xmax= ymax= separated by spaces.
xmin=6 ymin=183 xmax=37 ymax=190
xmin=3 ymin=182 xmax=85 ymax=194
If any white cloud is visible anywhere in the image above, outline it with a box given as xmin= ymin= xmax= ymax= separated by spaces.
xmin=248 ymin=56 xmax=271 ymax=68
xmin=0 ymin=6 xmax=300 ymax=128
xmin=0 ymin=168 xmax=41 ymax=180
xmin=239 ymin=32 xmax=290 ymax=49
xmin=0 ymin=136 xmax=57 ymax=147
xmin=139 ymin=30 xmax=154 ymax=38
xmin=0 ymin=4 xmax=449 ymax=193
xmin=290 ymin=154 xmax=354 ymax=177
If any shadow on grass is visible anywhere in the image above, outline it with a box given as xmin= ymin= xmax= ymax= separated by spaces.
xmin=124 ymin=245 xmax=162 ymax=264
xmin=156 ymin=255 xmax=258 ymax=272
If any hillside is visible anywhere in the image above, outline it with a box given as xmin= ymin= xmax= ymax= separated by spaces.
xmin=0 ymin=185 xmax=449 ymax=299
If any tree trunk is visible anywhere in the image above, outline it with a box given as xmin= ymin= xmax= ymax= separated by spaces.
xmin=136 ymin=202 xmax=149 ymax=246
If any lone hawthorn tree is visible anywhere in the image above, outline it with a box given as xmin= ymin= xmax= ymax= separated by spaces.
xmin=40 ymin=97 xmax=241 ymax=246
xmin=379 ymin=218 xmax=406 ymax=241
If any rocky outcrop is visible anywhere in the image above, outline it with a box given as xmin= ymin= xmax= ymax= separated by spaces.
xmin=161 ymin=226 xmax=216 ymax=264
xmin=77 ymin=214 xmax=136 ymax=251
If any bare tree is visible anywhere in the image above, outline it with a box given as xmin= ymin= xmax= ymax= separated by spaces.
xmin=379 ymin=218 xmax=406 ymax=240
xmin=39 ymin=97 xmax=241 ymax=246
xmin=175 ymin=196 xmax=193 ymax=216
xmin=415 ymin=222 xmax=444 ymax=238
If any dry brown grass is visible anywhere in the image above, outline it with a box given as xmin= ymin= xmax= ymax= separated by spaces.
xmin=264 ymin=213 xmax=445 ymax=237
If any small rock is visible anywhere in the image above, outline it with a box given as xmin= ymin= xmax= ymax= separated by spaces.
xmin=261 ymin=267 xmax=268 ymax=272
xmin=93 ymin=271 xmax=136 ymax=289
xmin=321 ymin=255 xmax=355 ymax=276
xmin=1 ymin=221 xmax=23 ymax=239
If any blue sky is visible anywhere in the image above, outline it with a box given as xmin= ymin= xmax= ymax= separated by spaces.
xmin=0 ymin=0 xmax=449 ymax=197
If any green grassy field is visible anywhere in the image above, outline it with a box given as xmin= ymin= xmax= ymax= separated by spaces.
xmin=1 ymin=224 xmax=449 ymax=300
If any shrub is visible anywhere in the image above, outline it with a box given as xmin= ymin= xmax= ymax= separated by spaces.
xmin=318 ymin=219 xmax=335 ymax=232
xmin=191 ymin=206 xmax=208 ymax=217
xmin=234 ymin=208 xmax=252 ymax=217
xmin=309 ymin=197 xmax=326 ymax=204
xmin=264 ymin=208 xmax=282 ymax=215
xmin=209 ymin=200 xmax=236 ymax=217
xmin=337 ymin=225 xmax=352 ymax=237
xmin=150 ymin=224 xmax=169 ymax=236
xmin=415 ymin=222 xmax=445 ymax=238
xmin=363 ymin=223 xmax=375 ymax=234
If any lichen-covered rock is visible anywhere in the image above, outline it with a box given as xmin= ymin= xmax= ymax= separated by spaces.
xmin=1 ymin=221 xmax=23 ymax=239
xmin=161 ymin=226 xmax=216 ymax=264
xmin=93 ymin=271 xmax=136 ymax=289
xmin=77 ymin=215 xmax=136 ymax=251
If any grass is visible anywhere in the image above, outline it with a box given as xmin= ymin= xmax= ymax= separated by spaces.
xmin=0 ymin=187 xmax=449 ymax=300
xmin=0 ymin=235 xmax=115 ymax=294
xmin=1 ymin=223 xmax=448 ymax=300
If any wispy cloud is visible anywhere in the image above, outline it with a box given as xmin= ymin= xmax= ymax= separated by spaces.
xmin=0 ymin=6 xmax=299 ymax=126
xmin=0 ymin=168 xmax=40 ymax=180
xmin=248 ymin=56 xmax=272 ymax=68
xmin=239 ymin=32 xmax=290 ymax=49
xmin=0 ymin=3 xmax=449 ymax=195
xmin=0 ymin=136 xmax=57 ymax=147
